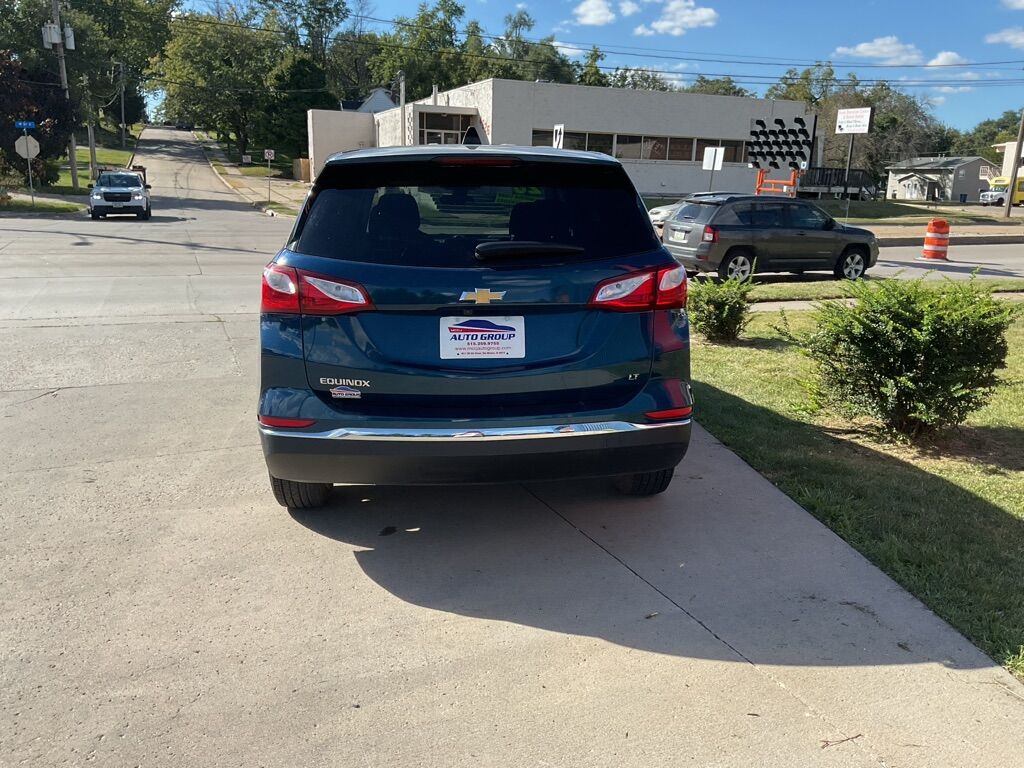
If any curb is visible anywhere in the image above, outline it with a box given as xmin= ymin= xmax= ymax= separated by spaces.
xmin=879 ymin=234 xmax=1024 ymax=247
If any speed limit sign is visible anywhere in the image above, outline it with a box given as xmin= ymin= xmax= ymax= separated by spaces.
xmin=264 ymin=149 xmax=275 ymax=161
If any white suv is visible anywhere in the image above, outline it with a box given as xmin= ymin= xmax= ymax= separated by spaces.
xmin=88 ymin=171 xmax=152 ymax=220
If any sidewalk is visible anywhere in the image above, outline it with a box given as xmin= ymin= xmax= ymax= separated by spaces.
xmin=198 ymin=138 xmax=308 ymax=215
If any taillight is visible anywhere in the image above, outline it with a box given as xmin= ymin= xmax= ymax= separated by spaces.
xmin=258 ymin=415 xmax=317 ymax=428
xmin=655 ymin=266 xmax=687 ymax=309
xmin=702 ymin=225 xmax=718 ymax=243
xmin=645 ymin=405 xmax=693 ymax=421
xmin=299 ymin=272 xmax=373 ymax=315
xmin=261 ymin=265 xmax=373 ymax=315
xmin=589 ymin=271 xmax=655 ymax=311
xmin=589 ymin=266 xmax=687 ymax=312
xmin=261 ymin=264 xmax=299 ymax=313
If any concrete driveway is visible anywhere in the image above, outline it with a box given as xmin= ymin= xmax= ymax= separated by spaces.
xmin=2 ymin=128 xmax=1023 ymax=767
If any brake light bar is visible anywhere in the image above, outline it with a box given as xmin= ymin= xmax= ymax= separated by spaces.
xmin=589 ymin=266 xmax=687 ymax=311
xmin=261 ymin=265 xmax=374 ymax=315
xmin=433 ymin=156 xmax=521 ymax=167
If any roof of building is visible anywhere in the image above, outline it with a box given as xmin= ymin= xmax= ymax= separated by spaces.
xmin=324 ymin=143 xmax=621 ymax=167
xmin=885 ymin=156 xmax=993 ymax=171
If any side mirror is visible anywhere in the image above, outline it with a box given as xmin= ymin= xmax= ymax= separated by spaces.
xmin=87 ymin=183 xmax=93 ymax=189
xmin=144 ymin=184 xmax=151 ymax=189
xmin=824 ymin=218 xmax=836 ymax=230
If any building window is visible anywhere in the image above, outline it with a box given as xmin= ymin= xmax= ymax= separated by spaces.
xmin=587 ymin=133 xmax=613 ymax=155
xmin=696 ymin=138 xmax=745 ymax=164
xmin=667 ymin=138 xmax=694 ymax=161
xmin=614 ymin=135 xmax=643 ymax=160
xmin=420 ymin=113 xmax=472 ymax=145
xmin=564 ymin=132 xmax=587 ymax=151
xmin=643 ymin=136 xmax=669 ymax=161
xmin=532 ymin=130 xmax=553 ymax=147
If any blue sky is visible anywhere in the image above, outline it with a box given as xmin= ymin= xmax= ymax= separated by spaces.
xmin=363 ymin=0 xmax=1024 ymax=130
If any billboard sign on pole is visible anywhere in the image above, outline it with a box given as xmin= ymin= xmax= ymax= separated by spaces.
xmin=836 ymin=107 xmax=872 ymax=135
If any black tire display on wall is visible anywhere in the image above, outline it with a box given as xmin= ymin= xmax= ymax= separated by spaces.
xmin=717 ymin=249 xmax=754 ymax=281
xmin=835 ymin=247 xmax=868 ymax=280
xmin=270 ymin=475 xmax=332 ymax=509
xmin=615 ymin=468 xmax=675 ymax=496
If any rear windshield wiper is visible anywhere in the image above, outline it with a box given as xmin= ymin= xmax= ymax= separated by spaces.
xmin=474 ymin=241 xmax=585 ymax=261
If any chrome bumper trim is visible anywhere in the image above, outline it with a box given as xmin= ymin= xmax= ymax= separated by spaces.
xmin=259 ymin=419 xmax=690 ymax=442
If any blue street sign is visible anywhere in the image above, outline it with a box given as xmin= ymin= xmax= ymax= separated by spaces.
xmin=15 ymin=120 xmax=36 ymax=130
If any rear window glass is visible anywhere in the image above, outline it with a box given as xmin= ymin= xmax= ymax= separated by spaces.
xmin=713 ymin=203 xmax=753 ymax=226
xmin=292 ymin=160 xmax=659 ymax=266
xmin=671 ymin=202 xmax=717 ymax=223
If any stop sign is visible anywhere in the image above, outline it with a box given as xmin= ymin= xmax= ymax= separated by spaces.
xmin=14 ymin=135 xmax=40 ymax=159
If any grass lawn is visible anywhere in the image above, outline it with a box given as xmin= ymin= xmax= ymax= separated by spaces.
xmin=815 ymin=199 xmax=1020 ymax=226
xmin=691 ymin=311 xmax=1024 ymax=678
xmin=263 ymin=201 xmax=300 ymax=217
xmin=0 ymin=197 xmax=84 ymax=213
xmin=199 ymin=131 xmax=294 ymax=179
xmin=740 ymin=276 xmax=1024 ymax=302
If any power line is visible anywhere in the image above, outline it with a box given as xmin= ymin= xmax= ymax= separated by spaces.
xmin=72 ymin=0 xmax=1024 ymax=91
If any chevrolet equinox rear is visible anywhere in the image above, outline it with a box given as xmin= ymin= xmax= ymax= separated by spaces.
xmin=258 ymin=146 xmax=692 ymax=509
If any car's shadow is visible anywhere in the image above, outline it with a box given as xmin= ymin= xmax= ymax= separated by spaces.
xmin=288 ymin=387 xmax=1021 ymax=673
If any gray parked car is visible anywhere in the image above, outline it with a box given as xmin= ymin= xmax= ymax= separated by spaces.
xmin=88 ymin=170 xmax=152 ymax=220
xmin=662 ymin=195 xmax=878 ymax=280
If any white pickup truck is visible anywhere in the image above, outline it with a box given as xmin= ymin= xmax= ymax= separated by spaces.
xmin=88 ymin=169 xmax=152 ymax=220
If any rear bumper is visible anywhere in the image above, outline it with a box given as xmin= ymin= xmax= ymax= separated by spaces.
xmin=260 ymin=420 xmax=691 ymax=485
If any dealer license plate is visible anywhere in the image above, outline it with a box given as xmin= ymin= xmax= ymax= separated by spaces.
xmin=440 ymin=316 xmax=525 ymax=359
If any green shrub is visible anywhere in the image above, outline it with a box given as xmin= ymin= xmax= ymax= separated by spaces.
xmin=803 ymin=277 xmax=1021 ymax=438
xmin=688 ymin=276 xmax=753 ymax=342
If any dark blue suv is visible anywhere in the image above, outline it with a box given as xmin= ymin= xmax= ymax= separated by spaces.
xmin=258 ymin=146 xmax=692 ymax=508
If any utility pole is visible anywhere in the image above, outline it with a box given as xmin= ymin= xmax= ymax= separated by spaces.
xmin=119 ymin=62 xmax=126 ymax=149
xmin=51 ymin=0 xmax=79 ymax=190
xmin=1002 ymin=107 xmax=1024 ymax=219
xmin=398 ymin=71 xmax=406 ymax=147
xmin=81 ymin=75 xmax=97 ymax=180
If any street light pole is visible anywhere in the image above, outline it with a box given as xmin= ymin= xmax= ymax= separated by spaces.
xmin=51 ymin=0 xmax=79 ymax=190
xmin=1002 ymin=107 xmax=1024 ymax=219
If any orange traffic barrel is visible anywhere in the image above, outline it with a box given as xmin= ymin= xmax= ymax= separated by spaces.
xmin=920 ymin=219 xmax=950 ymax=261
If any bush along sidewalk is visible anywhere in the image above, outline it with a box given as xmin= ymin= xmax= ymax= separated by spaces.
xmin=688 ymin=276 xmax=754 ymax=342
xmin=798 ymin=277 xmax=1022 ymax=439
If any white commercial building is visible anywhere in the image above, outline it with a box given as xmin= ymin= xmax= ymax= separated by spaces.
xmin=307 ymin=78 xmax=813 ymax=196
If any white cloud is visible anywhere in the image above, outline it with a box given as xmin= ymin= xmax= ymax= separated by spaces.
xmin=553 ymin=40 xmax=588 ymax=57
xmin=929 ymin=95 xmax=947 ymax=106
xmin=634 ymin=0 xmax=718 ymax=36
xmin=832 ymin=36 xmax=924 ymax=65
xmin=986 ymin=27 xmax=1024 ymax=48
xmin=1002 ymin=0 xmax=1024 ymax=8
xmin=515 ymin=1 xmax=528 ymax=8
xmin=927 ymin=50 xmax=969 ymax=66
xmin=619 ymin=0 xmax=641 ymax=16
xmin=573 ymin=0 xmax=616 ymax=25
xmin=933 ymin=85 xmax=974 ymax=93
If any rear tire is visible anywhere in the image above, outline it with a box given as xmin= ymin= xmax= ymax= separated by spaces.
xmin=615 ymin=468 xmax=675 ymax=497
xmin=717 ymin=249 xmax=754 ymax=280
xmin=270 ymin=475 xmax=332 ymax=509
xmin=835 ymin=247 xmax=867 ymax=280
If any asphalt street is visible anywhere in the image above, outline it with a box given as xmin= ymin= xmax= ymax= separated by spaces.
xmin=2 ymin=127 xmax=1023 ymax=767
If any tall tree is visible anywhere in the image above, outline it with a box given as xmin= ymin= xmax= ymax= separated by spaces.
xmin=257 ymin=48 xmax=336 ymax=152
xmin=574 ymin=46 xmax=609 ymax=88
xmin=369 ymin=0 xmax=466 ymax=100
xmin=608 ymin=67 xmax=676 ymax=92
xmin=259 ymin=0 xmax=349 ymax=66
xmin=684 ymin=75 xmax=753 ymax=98
xmin=155 ymin=11 xmax=284 ymax=154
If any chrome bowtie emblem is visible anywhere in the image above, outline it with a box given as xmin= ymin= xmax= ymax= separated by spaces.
xmin=460 ymin=288 xmax=506 ymax=304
